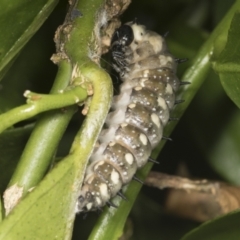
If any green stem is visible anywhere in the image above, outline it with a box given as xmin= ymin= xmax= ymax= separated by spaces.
xmin=88 ymin=1 xmax=240 ymax=239
xmin=8 ymin=60 xmax=76 ymax=194
xmin=0 ymin=86 xmax=87 ymax=135
xmin=0 ymin=1 xmax=112 ymax=238
xmin=60 ymin=0 xmax=113 ymax=186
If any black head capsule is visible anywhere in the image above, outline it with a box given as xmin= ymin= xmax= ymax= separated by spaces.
xmin=111 ymin=24 xmax=134 ymax=49
xmin=111 ymin=24 xmax=134 ymax=72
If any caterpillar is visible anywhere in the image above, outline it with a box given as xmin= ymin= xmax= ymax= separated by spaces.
xmin=77 ymin=21 xmax=184 ymax=212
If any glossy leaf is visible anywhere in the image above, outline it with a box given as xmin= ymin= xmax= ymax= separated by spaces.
xmin=179 ymin=71 xmax=240 ymax=184
xmin=0 ymin=156 xmax=82 ymax=240
xmin=213 ymin=12 xmax=240 ymax=108
xmin=181 ymin=210 xmax=240 ymax=240
xmin=0 ymin=23 xmax=58 ymax=113
xmin=0 ymin=0 xmax=58 ymax=81
xmin=208 ymin=110 xmax=240 ymax=184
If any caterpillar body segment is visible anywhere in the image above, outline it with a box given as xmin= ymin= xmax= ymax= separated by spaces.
xmin=77 ymin=21 xmax=181 ymax=212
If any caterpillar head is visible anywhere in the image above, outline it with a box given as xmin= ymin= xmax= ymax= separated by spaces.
xmin=110 ymin=21 xmax=167 ymax=77
xmin=111 ymin=24 xmax=134 ymax=51
xmin=111 ymin=20 xmax=147 ymax=49
xmin=111 ymin=21 xmax=147 ymax=74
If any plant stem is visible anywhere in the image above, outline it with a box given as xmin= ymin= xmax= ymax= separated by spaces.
xmin=0 ymin=86 xmax=87 ymax=135
xmin=59 ymin=0 xmax=113 ymax=188
xmin=8 ymin=60 xmax=76 ymax=194
xmin=1 ymin=0 xmax=113 ymax=238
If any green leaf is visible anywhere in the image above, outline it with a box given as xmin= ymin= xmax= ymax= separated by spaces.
xmin=213 ymin=12 xmax=240 ymax=108
xmin=212 ymin=0 xmax=236 ymax=25
xmin=0 ymin=0 xmax=59 ymax=81
xmin=0 ymin=26 xmax=57 ymax=113
xmin=181 ymin=71 xmax=240 ymax=184
xmin=0 ymin=125 xmax=32 ymax=193
xmin=208 ymin=110 xmax=240 ymax=184
xmin=181 ymin=210 xmax=240 ymax=240
xmin=0 ymin=156 xmax=82 ymax=240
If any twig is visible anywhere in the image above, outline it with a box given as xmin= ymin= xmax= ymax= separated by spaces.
xmin=146 ymin=171 xmax=240 ymax=222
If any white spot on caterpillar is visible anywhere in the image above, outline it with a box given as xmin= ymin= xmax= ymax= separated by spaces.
xmin=134 ymin=86 xmax=142 ymax=91
xmin=121 ymin=123 xmax=128 ymax=128
xmin=159 ymin=55 xmax=168 ymax=65
xmin=85 ymin=175 xmax=95 ymax=185
xmin=157 ymin=97 xmax=167 ymax=110
xmin=167 ymin=56 xmax=173 ymax=62
xmin=86 ymin=203 xmax=93 ymax=210
xmin=96 ymin=197 xmax=101 ymax=205
xmin=111 ymin=170 xmax=120 ymax=184
xmin=139 ymin=133 xmax=148 ymax=145
xmin=94 ymin=161 xmax=105 ymax=171
xmin=125 ymin=153 xmax=134 ymax=165
xmin=99 ymin=184 xmax=108 ymax=198
xmin=143 ymin=70 xmax=149 ymax=77
xmin=131 ymin=24 xmax=146 ymax=42
xmin=151 ymin=113 xmax=161 ymax=128
xmin=140 ymin=78 xmax=148 ymax=87
xmin=109 ymin=141 xmax=115 ymax=147
xmin=128 ymin=103 xmax=136 ymax=109
xmin=166 ymin=84 xmax=173 ymax=94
